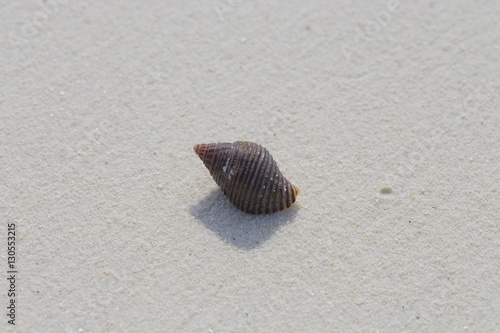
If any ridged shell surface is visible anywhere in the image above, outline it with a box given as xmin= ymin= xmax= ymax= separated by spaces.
xmin=194 ymin=141 xmax=300 ymax=214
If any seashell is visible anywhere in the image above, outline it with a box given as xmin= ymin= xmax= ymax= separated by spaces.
xmin=194 ymin=141 xmax=300 ymax=214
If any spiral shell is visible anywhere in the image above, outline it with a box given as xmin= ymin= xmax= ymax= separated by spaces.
xmin=194 ymin=141 xmax=300 ymax=214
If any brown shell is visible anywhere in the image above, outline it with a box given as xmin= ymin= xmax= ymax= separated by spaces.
xmin=194 ymin=141 xmax=300 ymax=214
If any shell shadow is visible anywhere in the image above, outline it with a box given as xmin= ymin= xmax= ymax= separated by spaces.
xmin=189 ymin=189 xmax=299 ymax=250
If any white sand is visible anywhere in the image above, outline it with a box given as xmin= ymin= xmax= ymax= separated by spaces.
xmin=1 ymin=1 xmax=499 ymax=331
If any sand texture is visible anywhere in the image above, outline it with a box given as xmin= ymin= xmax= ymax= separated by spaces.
xmin=1 ymin=1 xmax=499 ymax=332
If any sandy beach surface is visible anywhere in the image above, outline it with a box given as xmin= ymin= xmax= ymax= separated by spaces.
xmin=1 ymin=1 xmax=499 ymax=331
